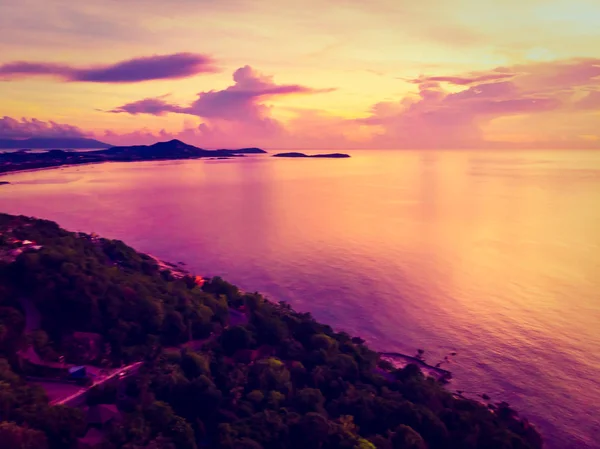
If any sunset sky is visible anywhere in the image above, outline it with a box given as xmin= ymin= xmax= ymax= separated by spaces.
xmin=1 ymin=0 xmax=599 ymax=149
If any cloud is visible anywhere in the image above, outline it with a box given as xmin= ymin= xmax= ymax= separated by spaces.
xmin=0 ymin=53 xmax=217 ymax=83
xmin=576 ymin=90 xmax=600 ymax=109
xmin=110 ymin=96 xmax=183 ymax=115
xmin=185 ymin=65 xmax=335 ymax=120
xmin=7 ymin=58 xmax=600 ymax=149
xmin=408 ymin=72 xmax=516 ymax=86
xmin=361 ymin=58 xmax=600 ymax=148
xmin=111 ymin=65 xmax=335 ymax=119
xmin=0 ymin=116 xmax=87 ymax=139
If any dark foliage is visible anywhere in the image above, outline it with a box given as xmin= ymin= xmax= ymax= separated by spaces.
xmin=0 ymin=214 xmax=543 ymax=449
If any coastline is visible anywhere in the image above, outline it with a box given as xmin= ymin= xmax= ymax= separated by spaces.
xmin=0 ymin=139 xmax=263 ymax=178
xmin=0 ymin=159 xmax=117 ymax=178
xmin=0 ymin=154 xmax=249 ymax=179
xmin=146 ymin=251 xmax=454 ymax=383
xmin=125 ymin=252 xmax=529 ymax=433
xmin=0 ymin=213 xmax=544 ymax=448
xmin=0 ymin=157 xmax=207 ymax=179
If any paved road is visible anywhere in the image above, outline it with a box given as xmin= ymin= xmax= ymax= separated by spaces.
xmin=50 ymin=361 xmax=143 ymax=406
xmin=47 ymin=306 xmax=248 ymax=407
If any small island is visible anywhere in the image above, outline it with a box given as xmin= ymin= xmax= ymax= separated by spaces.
xmin=0 ymin=139 xmax=267 ymax=175
xmin=0 ymin=181 xmax=9 ymax=185
xmin=0 ymin=213 xmax=542 ymax=449
xmin=273 ymin=152 xmax=350 ymax=158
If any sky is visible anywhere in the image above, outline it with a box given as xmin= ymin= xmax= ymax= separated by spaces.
xmin=1 ymin=0 xmax=599 ymax=149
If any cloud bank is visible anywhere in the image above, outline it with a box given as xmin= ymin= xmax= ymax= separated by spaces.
xmin=4 ymin=58 xmax=600 ymax=149
xmin=363 ymin=58 xmax=600 ymax=148
xmin=0 ymin=116 xmax=87 ymax=139
xmin=0 ymin=53 xmax=217 ymax=83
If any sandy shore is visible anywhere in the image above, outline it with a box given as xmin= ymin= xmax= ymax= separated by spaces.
xmin=0 ymin=160 xmax=115 ymax=178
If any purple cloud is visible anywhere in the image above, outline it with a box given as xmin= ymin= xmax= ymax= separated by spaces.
xmin=109 ymin=65 xmax=335 ymax=120
xmin=110 ymin=96 xmax=182 ymax=115
xmin=360 ymin=72 xmax=563 ymax=148
xmin=0 ymin=53 xmax=217 ymax=83
xmin=0 ymin=116 xmax=87 ymax=139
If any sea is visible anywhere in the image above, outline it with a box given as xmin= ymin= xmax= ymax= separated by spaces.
xmin=1 ymin=149 xmax=599 ymax=448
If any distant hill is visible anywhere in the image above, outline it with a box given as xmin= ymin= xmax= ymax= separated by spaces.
xmin=0 ymin=137 xmax=111 ymax=149
xmin=104 ymin=139 xmax=211 ymax=158
xmin=104 ymin=139 xmax=267 ymax=159
xmin=0 ymin=139 xmax=267 ymax=174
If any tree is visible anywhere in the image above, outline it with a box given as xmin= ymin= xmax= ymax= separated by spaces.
xmin=138 ymin=297 xmax=164 ymax=334
xmin=290 ymin=412 xmax=331 ymax=448
xmin=234 ymin=437 xmax=264 ymax=449
xmin=246 ymin=390 xmax=265 ymax=405
xmin=144 ymin=401 xmax=177 ymax=433
xmin=249 ymin=358 xmax=291 ymax=393
xmin=391 ymin=425 xmax=426 ymax=449
xmin=355 ymin=438 xmax=377 ymax=449
xmin=310 ymin=333 xmax=338 ymax=353
xmin=201 ymin=277 xmax=240 ymax=303
xmin=0 ymin=421 xmax=47 ymax=449
xmin=32 ymin=405 xmax=85 ymax=449
xmin=221 ymin=326 xmax=255 ymax=355
xmin=252 ymin=312 xmax=288 ymax=345
xmin=329 ymin=353 xmax=359 ymax=381
xmin=144 ymin=435 xmax=177 ymax=449
xmin=162 ymin=310 xmax=186 ymax=345
xmin=180 ymin=351 xmax=209 ymax=379
xmin=294 ymin=388 xmax=325 ymax=414
xmin=0 ymin=380 xmax=16 ymax=421
xmin=168 ymin=415 xmax=197 ymax=449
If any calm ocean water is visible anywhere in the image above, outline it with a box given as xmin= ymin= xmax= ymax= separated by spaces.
xmin=1 ymin=150 xmax=599 ymax=448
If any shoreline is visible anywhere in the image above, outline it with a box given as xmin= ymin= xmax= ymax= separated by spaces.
xmin=147 ymin=251 xmax=455 ymax=383
xmin=0 ymin=154 xmax=251 ymax=179
xmin=0 ymin=160 xmax=118 ymax=178
xmin=0 ymin=139 xmax=264 ymax=178
xmin=0 ymin=213 xmax=544 ymax=448
xmin=0 ymin=157 xmax=209 ymax=179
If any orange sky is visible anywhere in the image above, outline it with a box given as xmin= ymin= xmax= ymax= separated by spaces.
xmin=1 ymin=0 xmax=599 ymax=149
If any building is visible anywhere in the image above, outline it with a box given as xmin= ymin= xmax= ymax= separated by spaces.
xmin=78 ymin=404 xmax=121 ymax=448
xmin=78 ymin=428 xmax=104 ymax=449
xmin=86 ymin=404 xmax=120 ymax=427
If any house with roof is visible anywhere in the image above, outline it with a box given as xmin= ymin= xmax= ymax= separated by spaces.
xmin=77 ymin=404 xmax=121 ymax=448
xmin=86 ymin=404 xmax=120 ymax=427
xmin=78 ymin=428 xmax=104 ymax=449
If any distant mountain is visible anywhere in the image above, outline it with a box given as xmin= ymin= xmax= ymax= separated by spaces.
xmin=0 ymin=137 xmax=111 ymax=149
xmin=0 ymin=139 xmax=267 ymax=174
xmin=103 ymin=139 xmax=210 ymax=158
xmin=104 ymin=139 xmax=267 ymax=159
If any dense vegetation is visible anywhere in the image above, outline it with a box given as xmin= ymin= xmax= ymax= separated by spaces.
xmin=0 ymin=214 xmax=543 ymax=449
xmin=0 ymin=213 xmax=228 ymax=364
